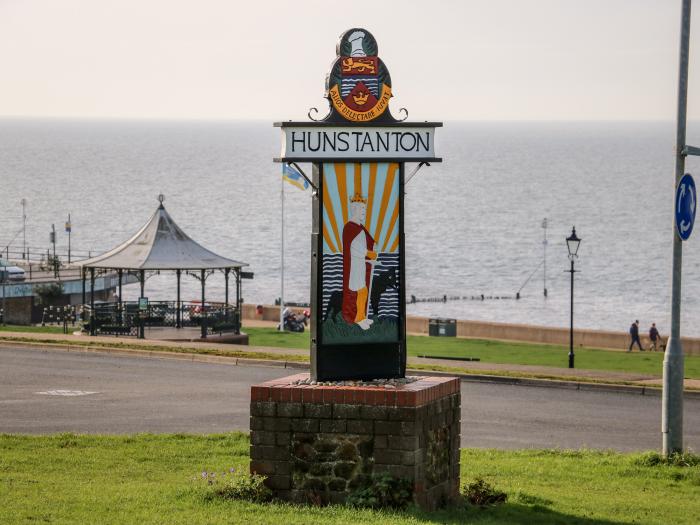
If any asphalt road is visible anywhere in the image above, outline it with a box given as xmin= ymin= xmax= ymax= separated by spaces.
xmin=1 ymin=346 xmax=698 ymax=451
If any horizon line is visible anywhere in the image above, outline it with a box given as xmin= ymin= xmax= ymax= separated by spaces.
xmin=0 ymin=115 xmax=695 ymax=124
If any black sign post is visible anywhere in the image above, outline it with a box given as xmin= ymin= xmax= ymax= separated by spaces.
xmin=275 ymin=28 xmax=441 ymax=381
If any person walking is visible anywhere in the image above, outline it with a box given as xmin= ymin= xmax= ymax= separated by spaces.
xmin=649 ymin=323 xmax=662 ymax=352
xmin=628 ymin=320 xmax=643 ymax=352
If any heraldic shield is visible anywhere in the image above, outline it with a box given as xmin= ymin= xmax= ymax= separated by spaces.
xmin=325 ymin=28 xmax=394 ymax=123
xmin=319 ymin=162 xmax=401 ymax=345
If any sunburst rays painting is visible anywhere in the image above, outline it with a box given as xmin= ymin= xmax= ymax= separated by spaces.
xmin=320 ymin=162 xmax=400 ymax=344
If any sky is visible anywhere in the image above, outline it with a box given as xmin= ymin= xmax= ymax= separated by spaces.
xmin=0 ymin=0 xmax=699 ymax=121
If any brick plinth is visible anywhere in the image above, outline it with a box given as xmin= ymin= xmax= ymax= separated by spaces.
xmin=249 ymin=373 xmax=460 ymax=510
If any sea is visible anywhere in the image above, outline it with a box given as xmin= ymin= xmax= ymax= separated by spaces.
xmin=1 ymin=118 xmax=699 ymax=336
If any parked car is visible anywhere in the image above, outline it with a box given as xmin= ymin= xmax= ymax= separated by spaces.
xmin=0 ymin=266 xmax=26 ymax=282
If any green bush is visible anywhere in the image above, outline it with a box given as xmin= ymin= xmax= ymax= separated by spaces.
xmin=346 ymin=473 xmax=413 ymax=509
xmin=632 ymin=451 xmax=700 ymax=468
xmin=34 ymin=283 xmax=63 ymax=305
xmin=196 ymin=468 xmax=272 ymax=503
xmin=462 ymin=478 xmax=507 ymax=507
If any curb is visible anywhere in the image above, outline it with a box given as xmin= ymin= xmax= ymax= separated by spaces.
xmin=2 ymin=339 xmax=698 ymax=398
xmin=0 ymin=339 xmax=307 ymax=371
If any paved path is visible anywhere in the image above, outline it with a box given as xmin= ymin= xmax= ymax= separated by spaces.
xmin=1 ymin=346 xmax=698 ymax=451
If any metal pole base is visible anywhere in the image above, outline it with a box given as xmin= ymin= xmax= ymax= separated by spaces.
xmin=662 ymin=336 xmax=685 ymax=455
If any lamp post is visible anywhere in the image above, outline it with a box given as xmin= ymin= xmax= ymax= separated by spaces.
xmin=50 ymin=224 xmax=57 ymax=278
xmin=566 ymin=227 xmax=581 ymax=369
xmin=542 ymin=217 xmax=548 ymax=297
xmin=20 ymin=198 xmax=27 ymax=260
xmin=65 ymin=214 xmax=72 ymax=264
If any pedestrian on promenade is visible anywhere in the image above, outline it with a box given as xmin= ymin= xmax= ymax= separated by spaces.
xmin=649 ymin=323 xmax=662 ymax=351
xmin=628 ymin=320 xmax=644 ymax=352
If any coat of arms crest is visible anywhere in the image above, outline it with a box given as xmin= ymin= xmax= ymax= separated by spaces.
xmin=325 ymin=28 xmax=394 ymax=123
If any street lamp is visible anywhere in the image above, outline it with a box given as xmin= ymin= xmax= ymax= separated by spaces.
xmin=566 ymin=227 xmax=581 ymax=369
xmin=20 ymin=198 xmax=27 ymax=260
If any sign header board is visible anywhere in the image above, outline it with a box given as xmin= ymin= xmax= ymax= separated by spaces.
xmin=278 ymin=125 xmax=439 ymax=161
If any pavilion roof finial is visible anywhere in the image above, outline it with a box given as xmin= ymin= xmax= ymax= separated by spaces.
xmin=158 ymin=194 xmax=165 ymax=208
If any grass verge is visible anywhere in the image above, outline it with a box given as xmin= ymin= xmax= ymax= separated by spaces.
xmin=242 ymin=327 xmax=700 ymax=379
xmin=0 ymin=324 xmax=67 ymax=334
xmin=2 ymin=326 xmax=699 ymax=389
xmin=0 ymin=334 xmax=307 ymax=364
xmin=0 ymin=433 xmax=698 ymax=524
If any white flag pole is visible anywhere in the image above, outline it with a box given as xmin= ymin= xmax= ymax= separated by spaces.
xmin=280 ymin=168 xmax=285 ymax=332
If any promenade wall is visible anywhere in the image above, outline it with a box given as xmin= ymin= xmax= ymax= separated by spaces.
xmin=242 ymin=304 xmax=700 ymax=357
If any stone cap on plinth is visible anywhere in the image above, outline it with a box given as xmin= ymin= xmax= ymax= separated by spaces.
xmin=251 ymin=373 xmax=459 ymax=407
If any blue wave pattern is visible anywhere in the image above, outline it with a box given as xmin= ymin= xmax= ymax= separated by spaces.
xmin=321 ymin=252 xmax=399 ymax=319
xmin=340 ymin=78 xmax=379 ymax=97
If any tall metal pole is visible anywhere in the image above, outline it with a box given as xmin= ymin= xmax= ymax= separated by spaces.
xmin=225 ymin=268 xmax=230 ymax=307
xmin=280 ymin=171 xmax=285 ymax=331
xmin=663 ymin=0 xmax=691 ymax=456
xmin=81 ymin=268 xmax=86 ymax=312
xmin=176 ymin=269 xmax=181 ymax=329
xmin=51 ymin=224 xmax=57 ymax=277
xmin=21 ymin=199 xmax=26 ymax=260
xmin=569 ymin=258 xmax=575 ymax=369
xmin=1 ymin=273 xmax=6 ymax=326
xmin=66 ymin=213 xmax=71 ymax=264
xmin=89 ymin=267 xmax=95 ymax=336
xmin=201 ymin=269 xmax=207 ymax=339
xmin=543 ymin=218 xmax=548 ymax=297
xmin=139 ymin=269 xmax=145 ymax=339
xmin=117 ymin=269 xmax=123 ymax=308
xmin=236 ymin=268 xmax=241 ymax=334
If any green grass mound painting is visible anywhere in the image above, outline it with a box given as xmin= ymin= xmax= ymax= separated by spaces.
xmin=321 ymin=316 xmax=398 ymax=344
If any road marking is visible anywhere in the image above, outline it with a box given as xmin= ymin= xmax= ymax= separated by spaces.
xmin=35 ymin=390 xmax=100 ymax=396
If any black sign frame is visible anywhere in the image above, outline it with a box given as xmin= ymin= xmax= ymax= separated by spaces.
xmin=309 ymin=162 xmax=407 ymax=381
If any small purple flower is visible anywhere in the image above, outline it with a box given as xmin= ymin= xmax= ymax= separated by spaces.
xmin=229 ymin=467 xmax=236 ymax=473
xmin=201 ymin=471 xmax=207 ymax=478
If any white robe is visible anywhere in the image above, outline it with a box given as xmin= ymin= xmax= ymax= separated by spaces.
xmin=348 ymin=231 xmax=367 ymax=291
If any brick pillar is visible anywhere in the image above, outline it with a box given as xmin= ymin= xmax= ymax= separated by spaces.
xmin=250 ymin=374 xmax=460 ymax=510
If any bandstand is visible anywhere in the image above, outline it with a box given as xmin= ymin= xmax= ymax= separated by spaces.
xmin=77 ymin=196 xmax=249 ymax=340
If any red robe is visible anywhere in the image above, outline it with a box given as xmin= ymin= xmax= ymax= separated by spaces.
xmin=341 ymin=221 xmax=375 ymax=324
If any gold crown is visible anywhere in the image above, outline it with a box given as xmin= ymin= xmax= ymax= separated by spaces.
xmin=350 ymin=193 xmax=367 ymax=204
xmin=352 ymin=92 xmax=369 ymax=106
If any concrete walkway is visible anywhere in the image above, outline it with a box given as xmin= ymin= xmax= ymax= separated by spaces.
xmin=1 ymin=328 xmax=698 ymax=391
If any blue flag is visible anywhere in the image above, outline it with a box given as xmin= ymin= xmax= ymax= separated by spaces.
xmin=282 ymin=163 xmax=309 ymax=191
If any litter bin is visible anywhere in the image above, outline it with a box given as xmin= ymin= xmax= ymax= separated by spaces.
xmin=429 ymin=318 xmax=456 ymax=337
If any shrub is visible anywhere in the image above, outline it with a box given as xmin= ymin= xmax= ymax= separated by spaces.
xmin=346 ymin=473 xmax=413 ymax=509
xmin=462 ymin=478 xmax=507 ymax=507
xmin=633 ymin=451 xmax=700 ymax=468
xmin=35 ymin=283 xmax=63 ymax=305
xmin=196 ymin=468 xmax=272 ymax=503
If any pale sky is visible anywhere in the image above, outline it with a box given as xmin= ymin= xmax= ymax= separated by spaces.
xmin=1 ymin=0 xmax=698 ymax=121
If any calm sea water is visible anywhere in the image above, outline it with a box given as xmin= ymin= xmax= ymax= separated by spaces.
xmin=1 ymin=119 xmax=699 ymax=336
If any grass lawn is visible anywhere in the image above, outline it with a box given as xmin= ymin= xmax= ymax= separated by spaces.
xmin=243 ymin=327 xmax=700 ymax=379
xmin=3 ymin=324 xmax=698 ymax=381
xmin=0 ymin=324 xmax=67 ymax=334
xmin=1 ymin=433 xmax=698 ymax=524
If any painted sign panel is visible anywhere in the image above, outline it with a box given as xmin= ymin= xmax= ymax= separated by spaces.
xmin=280 ymin=126 xmax=436 ymax=160
xmin=320 ymin=162 xmax=400 ymax=345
